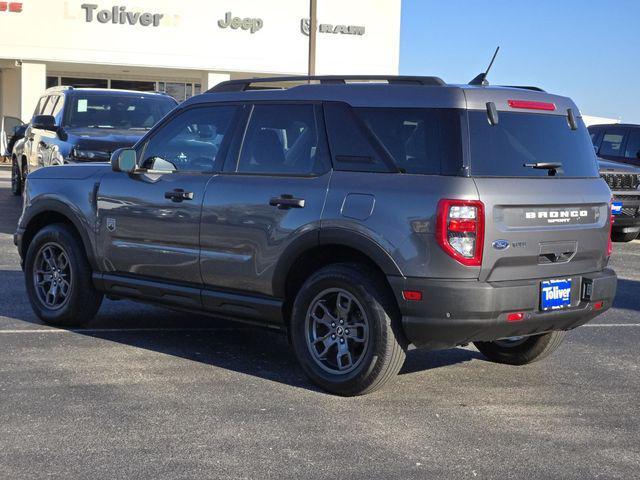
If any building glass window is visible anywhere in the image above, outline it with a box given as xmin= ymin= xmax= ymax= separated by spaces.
xmin=111 ymin=80 xmax=156 ymax=92
xmin=61 ymin=77 xmax=108 ymax=89
xmin=46 ymin=76 xmax=59 ymax=89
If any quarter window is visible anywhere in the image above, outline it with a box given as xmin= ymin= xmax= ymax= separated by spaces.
xmin=141 ymin=106 xmax=239 ymax=172
xmin=599 ymin=129 xmax=626 ymax=157
xmin=236 ymin=104 xmax=325 ymax=175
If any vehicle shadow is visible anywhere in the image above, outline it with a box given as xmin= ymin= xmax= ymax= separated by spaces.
xmin=2 ymin=269 xmax=637 ymax=393
xmin=612 ymin=278 xmax=640 ymax=312
xmin=0 ymin=269 xmax=483 ymax=393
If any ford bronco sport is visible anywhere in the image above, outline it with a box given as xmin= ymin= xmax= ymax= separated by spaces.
xmin=15 ymin=76 xmax=617 ymax=396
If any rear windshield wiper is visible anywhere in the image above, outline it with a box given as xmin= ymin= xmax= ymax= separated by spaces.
xmin=523 ymin=162 xmax=562 ymax=170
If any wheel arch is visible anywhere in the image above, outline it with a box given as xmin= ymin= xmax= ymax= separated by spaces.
xmin=274 ymin=227 xmax=403 ymax=328
xmin=20 ymin=200 xmax=98 ymax=271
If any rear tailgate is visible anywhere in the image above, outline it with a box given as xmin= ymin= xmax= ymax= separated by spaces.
xmin=475 ymin=178 xmax=610 ymax=282
xmin=466 ymin=95 xmax=611 ymax=283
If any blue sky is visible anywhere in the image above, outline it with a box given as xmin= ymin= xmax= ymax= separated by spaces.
xmin=400 ymin=0 xmax=640 ymax=123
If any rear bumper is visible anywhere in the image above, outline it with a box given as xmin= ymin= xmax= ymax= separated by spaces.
xmin=388 ymin=269 xmax=617 ymax=350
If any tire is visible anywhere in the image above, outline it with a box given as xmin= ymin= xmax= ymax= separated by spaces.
xmin=611 ymin=230 xmax=639 ymax=243
xmin=474 ymin=331 xmax=566 ymax=366
xmin=11 ymin=157 xmax=22 ymax=196
xmin=24 ymin=224 xmax=103 ymax=327
xmin=290 ymin=263 xmax=407 ymax=396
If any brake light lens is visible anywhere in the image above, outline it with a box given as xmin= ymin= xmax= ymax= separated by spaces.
xmin=508 ymin=99 xmax=556 ymax=111
xmin=436 ymin=199 xmax=485 ymax=266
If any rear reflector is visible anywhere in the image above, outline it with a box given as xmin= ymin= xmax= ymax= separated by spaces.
xmin=508 ymin=100 xmax=556 ymax=111
xmin=507 ymin=312 xmax=525 ymax=322
xmin=594 ymin=301 xmax=604 ymax=310
xmin=402 ymin=290 xmax=422 ymax=301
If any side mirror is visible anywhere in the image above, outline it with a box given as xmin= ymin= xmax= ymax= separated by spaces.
xmin=32 ymin=115 xmax=57 ymax=131
xmin=111 ymin=148 xmax=137 ymax=173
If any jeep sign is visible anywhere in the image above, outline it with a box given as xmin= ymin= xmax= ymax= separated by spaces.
xmin=217 ymin=12 xmax=263 ymax=34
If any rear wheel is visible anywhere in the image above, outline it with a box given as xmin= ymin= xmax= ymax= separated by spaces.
xmin=474 ymin=331 xmax=566 ymax=365
xmin=290 ymin=264 xmax=406 ymax=396
xmin=24 ymin=224 xmax=103 ymax=327
xmin=11 ymin=157 xmax=22 ymax=196
xmin=611 ymin=230 xmax=639 ymax=242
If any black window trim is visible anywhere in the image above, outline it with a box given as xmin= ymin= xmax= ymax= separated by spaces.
xmin=221 ymin=100 xmax=332 ymax=178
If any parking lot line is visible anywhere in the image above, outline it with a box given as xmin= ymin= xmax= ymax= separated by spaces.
xmin=0 ymin=324 xmax=637 ymax=334
xmin=0 ymin=327 xmax=250 ymax=334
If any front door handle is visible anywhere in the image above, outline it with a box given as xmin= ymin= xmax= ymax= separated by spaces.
xmin=164 ymin=188 xmax=194 ymax=202
xmin=269 ymin=194 xmax=305 ymax=209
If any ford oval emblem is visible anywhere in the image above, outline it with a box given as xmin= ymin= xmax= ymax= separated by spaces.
xmin=492 ymin=239 xmax=510 ymax=250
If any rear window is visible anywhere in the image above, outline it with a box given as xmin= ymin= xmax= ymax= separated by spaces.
xmin=469 ymin=111 xmax=599 ymax=177
xmin=355 ymin=107 xmax=464 ymax=175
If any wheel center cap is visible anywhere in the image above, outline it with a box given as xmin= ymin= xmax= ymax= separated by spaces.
xmin=336 ymin=326 xmax=344 ymax=336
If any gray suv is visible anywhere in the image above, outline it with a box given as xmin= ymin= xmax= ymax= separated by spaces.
xmin=14 ymin=76 xmax=617 ymax=396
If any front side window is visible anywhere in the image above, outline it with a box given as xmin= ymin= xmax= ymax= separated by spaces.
xmin=141 ymin=106 xmax=239 ymax=172
xmin=236 ymin=104 xmax=325 ymax=175
xmin=599 ymin=128 xmax=626 ymax=157
xmin=63 ymin=94 xmax=176 ymax=130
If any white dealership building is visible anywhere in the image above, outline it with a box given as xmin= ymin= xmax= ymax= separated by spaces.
xmin=0 ymin=0 xmax=401 ymax=122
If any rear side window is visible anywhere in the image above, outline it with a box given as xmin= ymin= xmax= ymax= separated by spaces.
xmin=236 ymin=104 xmax=327 ymax=175
xmin=355 ymin=107 xmax=464 ymax=175
xmin=599 ymin=128 xmax=626 ymax=157
xmin=468 ymin=111 xmax=599 ymax=177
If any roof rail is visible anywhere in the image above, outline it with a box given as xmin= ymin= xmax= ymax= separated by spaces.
xmin=501 ymin=85 xmax=546 ymax=92
xmin=208 ymin=75 xmax=446 ymax=93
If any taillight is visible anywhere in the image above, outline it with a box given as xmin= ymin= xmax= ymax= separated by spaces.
xmin=436 ymin=199 xmax=485 ymax=266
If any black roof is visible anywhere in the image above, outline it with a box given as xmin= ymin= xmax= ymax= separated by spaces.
xmin=182 ymin=75 xmax=576 ymax=114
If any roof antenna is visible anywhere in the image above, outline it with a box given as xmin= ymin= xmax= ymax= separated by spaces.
xmin=469 ymin=46 xmax=500 ymax=86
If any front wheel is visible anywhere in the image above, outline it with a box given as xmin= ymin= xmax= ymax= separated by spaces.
xmin=24 ymin=224 xmax=103 ymax=327
xmin=290 ymin=264 xmax=407 ymax=396
xmin=474 ymin=331 xmax=566 ymax=365
xmin=11 ymin=157 xmax=22 ymax=196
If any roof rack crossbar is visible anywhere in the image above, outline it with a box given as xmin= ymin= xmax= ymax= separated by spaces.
xmin=208 ymin=75 xmax=446 ymax=93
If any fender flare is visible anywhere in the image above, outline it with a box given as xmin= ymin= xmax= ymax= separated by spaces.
xmin=20 ymin=197 xmax=98 ymax=270
xmin=271 ymin=227 xmax=403 ymax=298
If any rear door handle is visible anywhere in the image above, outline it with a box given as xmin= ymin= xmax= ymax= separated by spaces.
xmin=164 ymin=188 xmax=194 ymax=202
xmin=269 ymin=194 xmax=305 ymax=209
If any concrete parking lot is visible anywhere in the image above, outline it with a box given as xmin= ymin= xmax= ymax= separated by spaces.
xmin=0 ymin=165 xmax=638 ymax=479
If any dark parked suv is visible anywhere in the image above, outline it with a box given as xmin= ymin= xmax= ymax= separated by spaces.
xmin=597 ymin=158 xmax=640 ymax=242
xmin=15 ymin=76 xmax=617 ymax=395
xmin=589 ymin=124 xmax=640 ymax=242
xmin=11 ymin=86 xmax=176 ymax=195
